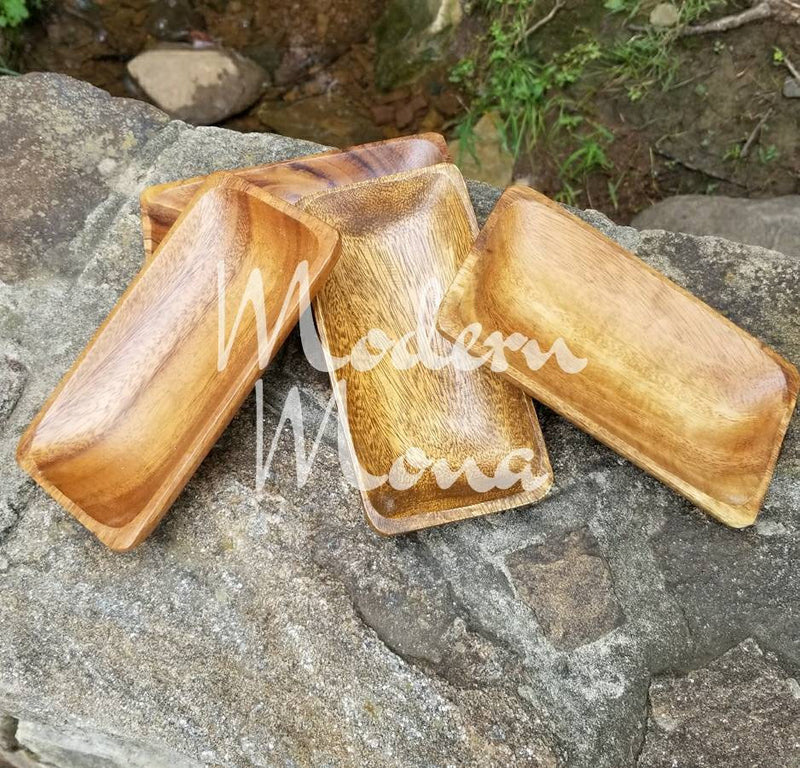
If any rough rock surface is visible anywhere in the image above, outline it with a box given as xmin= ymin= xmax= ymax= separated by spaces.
xmin=127 ymin=44 xmax=267 ymax=125
xmin=0 ymin=74 xmax=798 ymax=768
xmin=638 ymin=639 xmax=800 ymax=767
xmin=631 ymin=193 xmax=800 ymax=258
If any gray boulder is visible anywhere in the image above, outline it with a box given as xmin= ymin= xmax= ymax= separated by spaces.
xmin=0 ymin=74 xmax=798 ymax=768
xmin=631 ymin=194 xmax=800 ymax=258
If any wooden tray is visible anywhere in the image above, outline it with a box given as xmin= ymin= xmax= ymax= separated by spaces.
xmin=16 ymin=174 xmax=340 ymax=550
xmin=438 ymin=185 xmax=799 ymax=527
xmin=301 ymin=165 xmax=553 ymax=534
xmin=140 ymin=133 xmax=449 ymax=260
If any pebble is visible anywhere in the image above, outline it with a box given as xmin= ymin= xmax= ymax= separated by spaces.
xmin=783 ymin=77 xmax=800 ymax=99
xmin=650 ymin=3 xmax=680 ymax=27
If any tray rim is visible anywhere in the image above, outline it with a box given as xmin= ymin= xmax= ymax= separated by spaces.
xmin=437 ymin=183 xmax=799 ymax=528
xmin=139 ymin=132 xmax=450 ymax=260
xmin=303 ymin=164 xmax=554 ymax=535
xmin=17 ymin=172 xmax=341 ymax=551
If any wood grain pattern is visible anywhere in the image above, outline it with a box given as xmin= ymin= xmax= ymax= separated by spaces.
xmin=140 ymin=133 xmax=450 ymax=261
xmin=16 ymin=174 xmax=340 ymax=550
xmin=438 ymin=184 xmax=799 ymax=527
xmin=301 ymin=165 xmax=553 ymax=534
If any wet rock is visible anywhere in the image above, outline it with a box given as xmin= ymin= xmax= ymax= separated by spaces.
xmin=127 ymin=44 xmax=267 ymax=125
xmin=448 ymin=112 xmax=515 ymax=188
xmin=375 ymin=0 xmax=463 ymax=90
xmin=649 ymin=3 xmax=680 ymax=27
xmin=258 ymin=90 xmax=383 ymax=147
xmin=638 ymin=639 xmax=800 ymax=767
xmin=0 ymin=73 xmax=798 ymax=768
xmin=507 ymin=529 xmax=625 ymax=650
xmin=631 ymin=194 xmax=800 ymax=258
xmin=784 ymin=76 xmax=800 ymax=98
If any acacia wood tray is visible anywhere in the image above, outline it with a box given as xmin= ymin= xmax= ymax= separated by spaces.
xmin=17 ymin=174 xmax=340 ymax=550
xmin=438 ymin=185 xmax=799 ymax=527
xmin=140 ymin=133 xmax=449 ymax=260
xmin=301 ymin=165 xmax=553 ymax=534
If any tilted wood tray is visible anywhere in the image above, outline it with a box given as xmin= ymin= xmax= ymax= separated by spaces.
xmin=140 ymin=133 xmax=449 ymax=261
xmin=16 ymin=174 xmax=340 ymax=550
xmin=438 ymin=185 xmax=799 ymax=527
xmin=301 ymin=165 xmax=553 ymax=534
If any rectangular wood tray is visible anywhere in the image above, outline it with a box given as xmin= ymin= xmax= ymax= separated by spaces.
xmin=16 ymin=174 xmax=340 ymax=550
xmin=301 ymin=165 xmax=553 ymax=534
xmin=437 ymin=184 xmax=799 ymax=527
xmin=140 ymin=133 xmax=449 ymax=260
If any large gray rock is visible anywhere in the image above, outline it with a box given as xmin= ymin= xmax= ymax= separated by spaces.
xmin=0 ymin=74 xmax=798 ymax=768
xmin=631 ymin=194 xmax=800 ymax=258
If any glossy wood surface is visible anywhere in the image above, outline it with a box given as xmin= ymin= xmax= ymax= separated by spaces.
xmin=17 ymin=174 xmax=340 ymax=550
xmin=438 ymin=184 xmax=799 ymax=527
xmin=140 ymin=133 xmax=450 ymax=261
xmin=301 ymin=165 xmax=553 ymax=534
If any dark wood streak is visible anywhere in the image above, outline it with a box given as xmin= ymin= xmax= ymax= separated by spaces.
xmin=139 ymin=133 xmax=451 ymax=262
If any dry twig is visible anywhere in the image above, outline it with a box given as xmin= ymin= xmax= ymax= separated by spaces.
xmin=740 ymin=108 xmax=773 ymax=158
xmin=525 ymin=0 xmax=565 ymax=37
xmin=681 ymin=0 xmax=800 ymax=35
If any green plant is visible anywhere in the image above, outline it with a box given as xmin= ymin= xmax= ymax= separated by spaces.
xmin=723 ymin=143 xmax=742 ymax=162
xmin=758 ymin=144 xmax=779 ymax=164
xmin=449 ymin=0 xmax=604 ymax=156
xmin=0 ymin=58 xmax=19 ymax=75
xmin=561 ymin=128 xmax=614 ymax=177
xmin=607 ymin=172 xmax=626 ymax=211
xmin=0 ymin=0 xmax=37 ymax=28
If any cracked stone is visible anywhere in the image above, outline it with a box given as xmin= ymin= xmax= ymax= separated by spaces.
xmin=638 ymin=639 xmax=800 ymax=767
xmin=506 ymin=528 xmax=625 ymax=650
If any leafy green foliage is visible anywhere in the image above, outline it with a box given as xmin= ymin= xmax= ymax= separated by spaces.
xmin=0 ymin=0 xmax=32 ymax=28
xmin=449 ymin=0 xmax=728 ymax=201
xmin=758 ymin=144 xmax=779 ymax=164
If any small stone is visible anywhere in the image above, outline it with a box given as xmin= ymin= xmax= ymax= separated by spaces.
xmin=783 ymin=76 xmax=800 ymax=98
xmin=258 ymin=91 xmax=383 ymax=147
xmin=650 ymin=3 xmax=680 ymax=27
xmin=370 ymin=103 xmax=396 ymax=126
xmin=374 ymin=87 xmax=411 ymax=105
xmin=394 ymin=102 xmax=415 ymax=129
xmin=447 ymin=112 xmax=515 ymax=188
xmin=419 ymin=107 xmax=444 ymax=132
xmin=434 ymin=90 xmax=462 ymax=117
xmin=127 ymin=44 xmax=267 ymax=125
xmin=316 ymin=11 xmax=329 ymax=38
xmin=409 ymin=93 xmax=428 ymax=114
